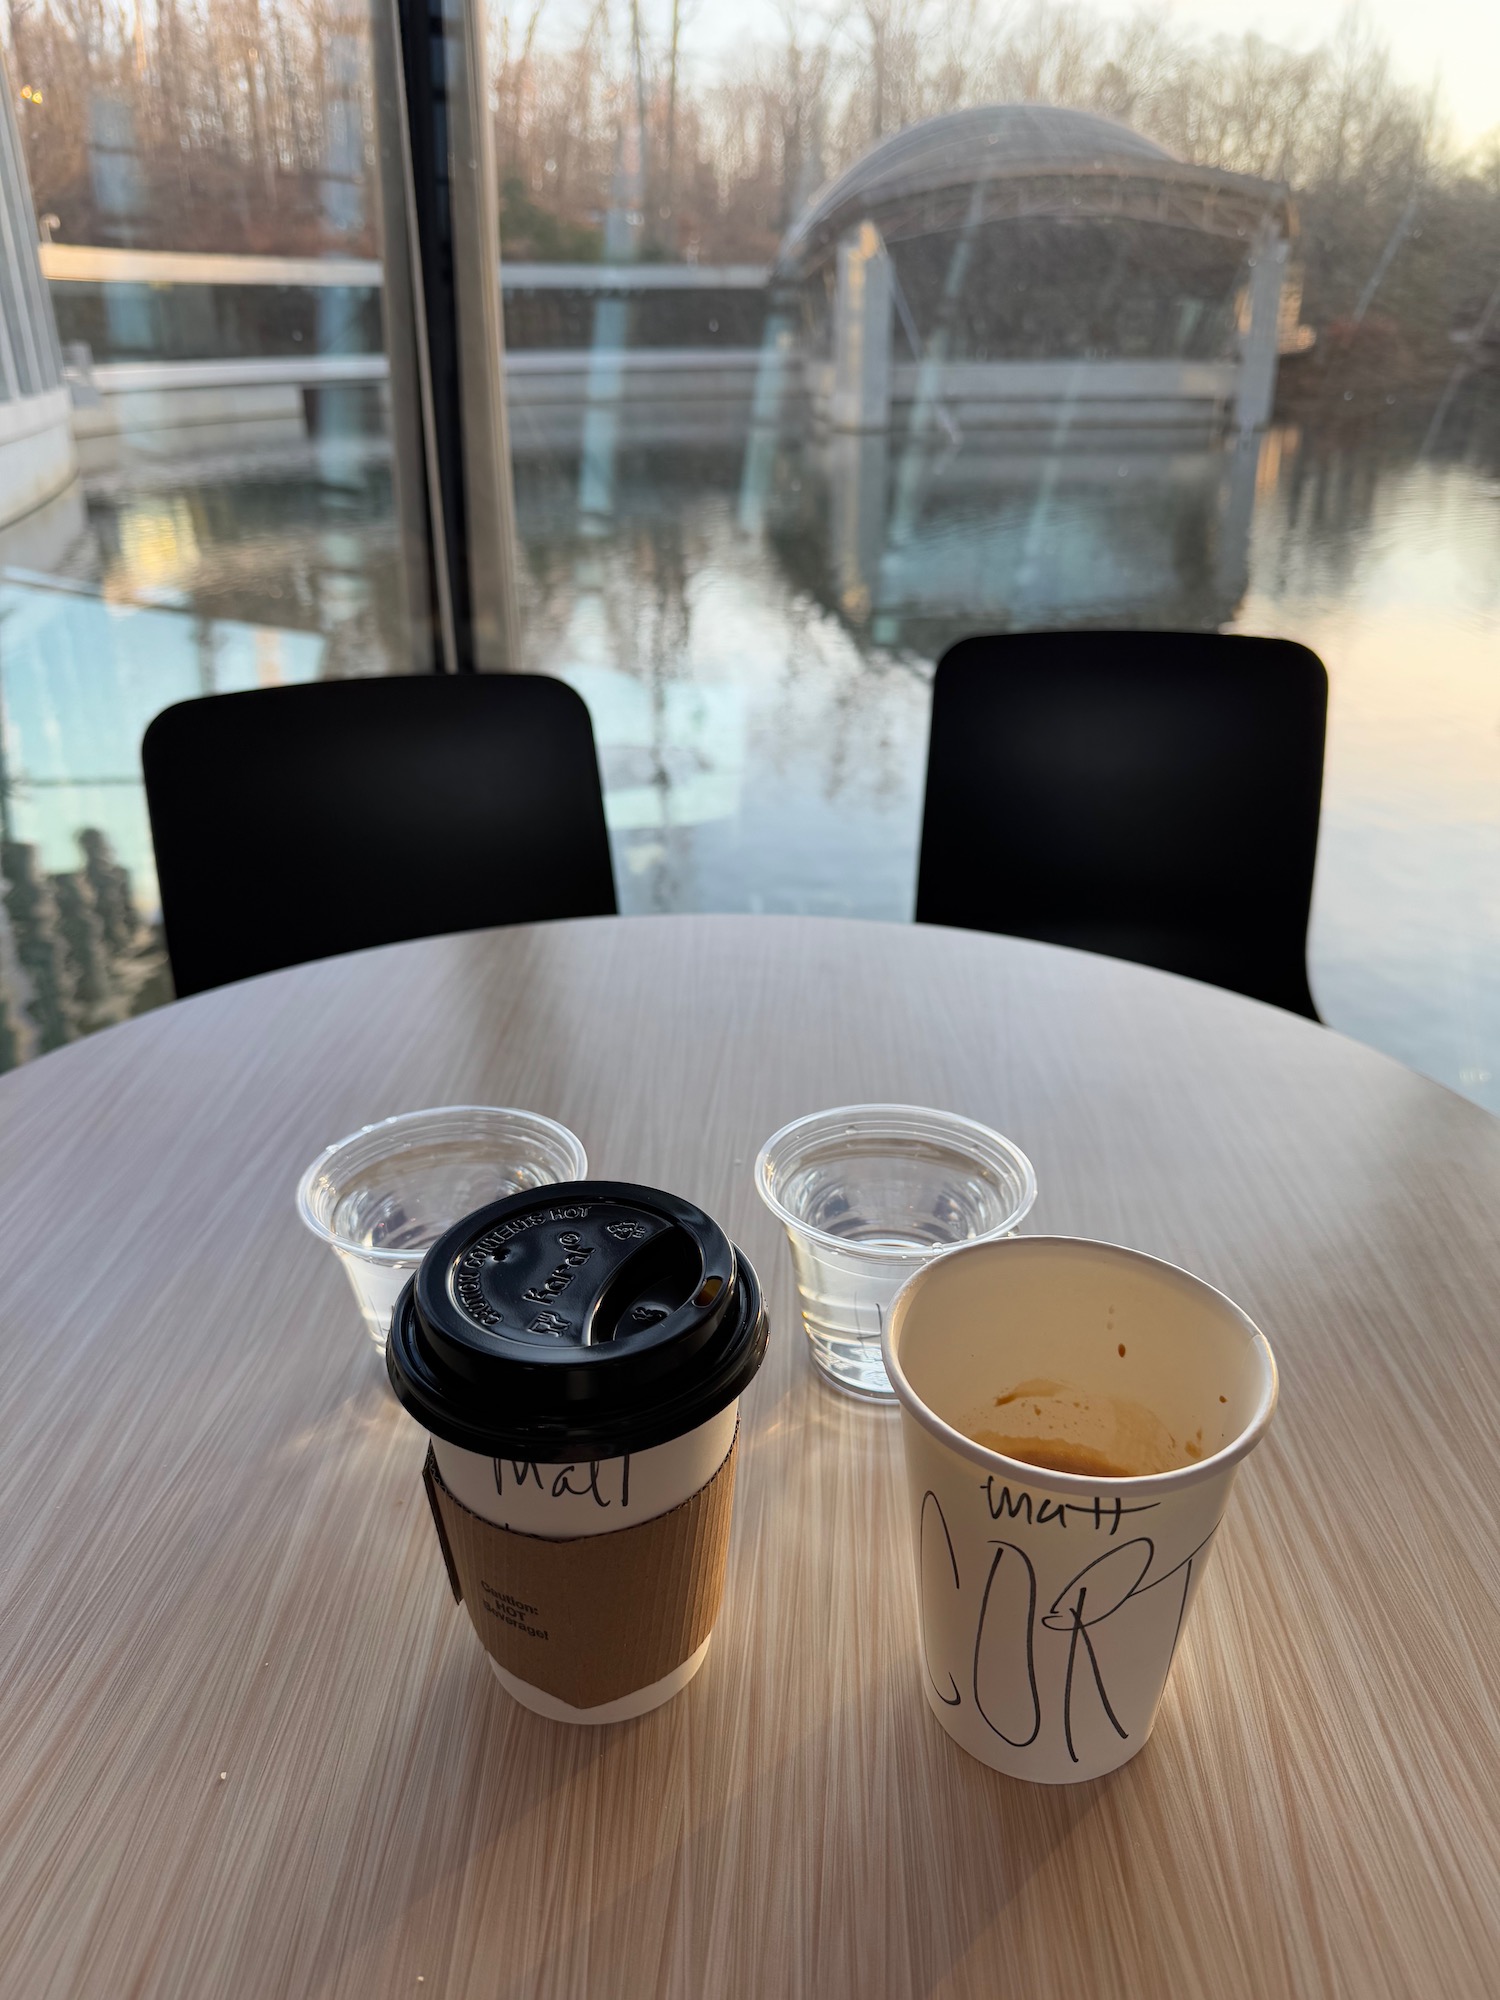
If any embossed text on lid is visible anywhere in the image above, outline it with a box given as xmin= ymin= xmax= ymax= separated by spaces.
xmin=386 ymin=1181 xmax=769 ymax=1460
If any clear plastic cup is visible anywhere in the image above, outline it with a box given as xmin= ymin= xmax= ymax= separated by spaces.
xmin=296 ymin=1106 xmax=588 ymax=1349
xmin=754 ymin=1104 xmax=1037 ymax=1400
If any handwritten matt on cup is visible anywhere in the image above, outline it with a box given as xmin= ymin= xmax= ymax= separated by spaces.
xmin=882 ymin=1235 xmax=1277 ymax=1783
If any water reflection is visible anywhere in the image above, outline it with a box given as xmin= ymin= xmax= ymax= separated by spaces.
xmin=1235 ymin=406 xmax=1500 ymax=1112
xmin=514 ymin=396 xmax=1500 ymax=1111
xmin=521 ymin=429 xmax=1263 ymax=929
xmin=765 ymin=429 xmax=1259 ymax=650
xmin=2 ymin=390 xmax=1496 ymax=1110
xmin=83 ymin=436 xmax=407 ymax=677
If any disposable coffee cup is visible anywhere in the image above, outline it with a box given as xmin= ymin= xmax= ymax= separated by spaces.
xmin=387 ymin=1181 xmax=768 ymax=1723
xmin=883 ymin=1236 xmax=1277 ymax=1783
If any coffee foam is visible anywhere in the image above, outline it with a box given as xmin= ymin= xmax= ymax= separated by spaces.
xmin=958 ymin=1377 xmax=1203 ymax=1478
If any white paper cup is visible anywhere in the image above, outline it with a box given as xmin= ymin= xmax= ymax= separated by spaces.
xmin=432 ymin=1401 xmax=740 ymax=1724
xmin=883 ymin=1235 xmax=1277 ymax=1783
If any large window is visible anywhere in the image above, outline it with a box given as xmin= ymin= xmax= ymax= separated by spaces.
xmin=0 ymin=1 xmax=1496 ymax=1110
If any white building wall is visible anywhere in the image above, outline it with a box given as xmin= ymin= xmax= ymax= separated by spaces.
xmin=0 ymin=48 xmax=77 ymax=528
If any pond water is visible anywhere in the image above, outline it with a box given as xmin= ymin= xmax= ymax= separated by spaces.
xmin=2 ymin=391 xmax=1496 ymax=1110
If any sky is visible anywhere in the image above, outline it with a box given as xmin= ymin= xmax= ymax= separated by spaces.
xmin=1104 ymin=1 xmax=1500 ymax=147
xmin=524 ymin=0 xmax=1500 ymax=153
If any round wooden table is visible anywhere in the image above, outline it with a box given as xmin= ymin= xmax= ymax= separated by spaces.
xmin=2 ymin=915 xmax=1498 ymax=1998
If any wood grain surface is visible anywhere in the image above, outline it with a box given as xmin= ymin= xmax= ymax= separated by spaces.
xmin=1 ymin=914 xmax=1498 ymax=1999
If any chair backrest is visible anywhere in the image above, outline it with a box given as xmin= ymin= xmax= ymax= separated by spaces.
xmin=915 ymin=632 xmax=1327 ymax=1018
xmin=142 ymin=674 xmax=617 ymax=997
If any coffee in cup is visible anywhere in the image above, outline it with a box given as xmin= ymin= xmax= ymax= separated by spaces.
xmin=962 ymin=1375 xmax=1201 ymax=1479
xmin=386 ymin=1181 xmax=768 ymax=1723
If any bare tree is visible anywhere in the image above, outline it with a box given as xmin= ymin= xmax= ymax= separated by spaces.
xmin=4 ymin=0 xmax=1490 ymax=366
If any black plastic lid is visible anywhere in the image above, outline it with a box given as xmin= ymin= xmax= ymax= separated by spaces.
xmin=385 ymin=1181 xmax=768 ymax=1460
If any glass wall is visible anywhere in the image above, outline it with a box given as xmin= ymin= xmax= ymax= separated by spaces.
xmin=0 ymin=0 xmax=1496 ymax=1113
xmin=0 ymin=0 xmax=407 ymax=1061
xmin=482 ymin=1 xmax=1500 ymax=1112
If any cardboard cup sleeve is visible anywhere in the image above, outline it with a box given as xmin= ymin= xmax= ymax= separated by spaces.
xmin=422 ymin=1431 xmax=739 ymax=1710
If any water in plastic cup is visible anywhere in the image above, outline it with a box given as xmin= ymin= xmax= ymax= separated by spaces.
xmin=754 ymin=1104 xmax=1037 ymax=1399
xmin=296 ymin=1106 xmax=587 ymax=1348
xmin=882 ymin=1235 xmax=1278 ymax=1783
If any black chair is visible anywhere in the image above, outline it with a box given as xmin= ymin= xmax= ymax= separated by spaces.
xmin=142 ymin=674 xmax=616 ymax=997
xmin=915 ymin=632 xmax=1327 ymax=1018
